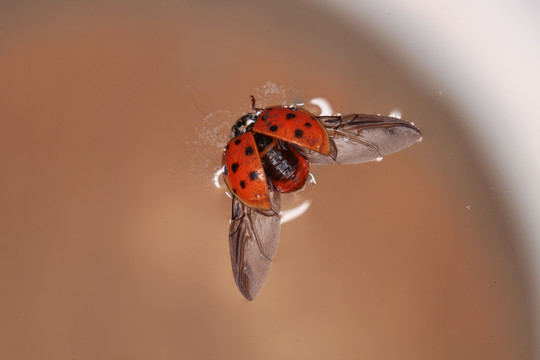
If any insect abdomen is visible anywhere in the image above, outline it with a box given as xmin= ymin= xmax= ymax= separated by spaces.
xmin=254 ymin=133 xmax=309 ymax=193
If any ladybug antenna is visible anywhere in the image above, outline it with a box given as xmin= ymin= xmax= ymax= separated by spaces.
xmin=249 ymin=95 xmax=263 ymax=113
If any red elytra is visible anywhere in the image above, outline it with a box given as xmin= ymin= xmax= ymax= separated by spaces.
xmin=223 ymin=106 xmax=331 ymax=211
xmin=252 ymin=107 xmax=331 ymax=155
xmin=223 ymin=132 xmax=271 ymax=210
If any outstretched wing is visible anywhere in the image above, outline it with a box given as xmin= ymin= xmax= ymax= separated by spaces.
xmin=304 ymin=114 xmax=422 ymax=165
xmin=229 ymin=188 xmax=281 ymax=300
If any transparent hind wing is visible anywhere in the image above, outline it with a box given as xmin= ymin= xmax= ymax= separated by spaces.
xmin=304 ymin=114 xmax=422 ymax=165
xmin=228 ymin=189 xmax=281 ymax=300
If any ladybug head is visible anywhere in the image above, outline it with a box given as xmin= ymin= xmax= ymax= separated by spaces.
xmin=230 ymin=111 xmax=260 ymax=139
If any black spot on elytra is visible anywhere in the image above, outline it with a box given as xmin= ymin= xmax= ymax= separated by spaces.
xmin=245 ymin=146 xmax=254 ymax=156
xmin=223 ymin=166 xmax=228 ymax=175
xmin=248 ymin=171 xmax=258 ymax=181
xmin=232 ymin=188 xmax=237 ymax=194
xmin=231 ymin=163 xmax=239 ymax=173
xmin=240 ymin=180 xmax=246 ymax=189
xmin=270 ymin=125 xmax=278 ymax=132
xmin=286 ymin=113 xmax=296 ymax=119
xmin=261 ymin=114 xmax=268 ymax=120
xmin=294 ymin=129 xmax=304 ymax=138
xmin=305 ymin=122 xmax=312 ymax=127
xmin=235 ymin=139 xmax=242 ymax=145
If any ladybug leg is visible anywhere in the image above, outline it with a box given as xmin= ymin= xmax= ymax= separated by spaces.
xmin=307 ymin=172 xmax=317 ymax=185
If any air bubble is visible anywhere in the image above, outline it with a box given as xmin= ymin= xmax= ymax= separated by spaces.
xmin=388 ymin=109 xmax=402 ymax=119
xmin=212 ymin=166 xmax=225 ymax=189
xmin=281 ymin=200 xmax=312 ymax=224
xmin=310 ymin=97 xmax=334 ymax=116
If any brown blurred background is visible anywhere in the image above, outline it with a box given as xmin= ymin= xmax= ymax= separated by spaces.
xmin=0 ymin=0 xmax=534 ymax=359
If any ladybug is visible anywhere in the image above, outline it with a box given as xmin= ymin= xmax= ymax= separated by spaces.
xmin=223 ymin=97 xmax=422 ymax=300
